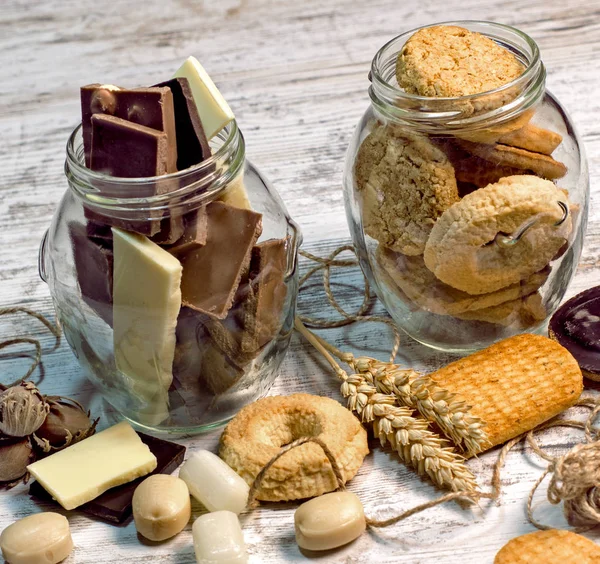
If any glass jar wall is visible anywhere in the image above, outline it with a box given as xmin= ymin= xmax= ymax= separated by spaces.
xmin=40 ymin=121 xmax=301 ymax=432
xmin=343 ymin=21 xmax=589 ymax=352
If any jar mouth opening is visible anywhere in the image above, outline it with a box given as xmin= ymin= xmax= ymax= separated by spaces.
xmin=66 ymin=119 xmax=240 ymax=184
xmin=369 ymin=20 xmax=544 ymax=126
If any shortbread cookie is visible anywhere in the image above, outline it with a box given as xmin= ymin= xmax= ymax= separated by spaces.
xmin=495 ymin=529 xmax=600 ymax=564
xmin=429 ymin=334 xmax=583 ymax=453
xmin=220 ymin=394 xmax=369 ymax=502
xmin=424 ymin=175 xmax=571 ymax=295
xmin=456 ymin=110 xmax=534 ymax=144
xmin=396 ymin=25 xmax=524 ymax=113
xmin=454 ymin=292 xmax=547 ymax=327
xmin=458 ymin=140 xmax=567 ymax=180
xmin=355 ymin=126 xmax=459 ymax=255
xmin=377 ymin=246 xmax=549 ymax=316
xmin=498 ymin=122 xmax=563 ymax=155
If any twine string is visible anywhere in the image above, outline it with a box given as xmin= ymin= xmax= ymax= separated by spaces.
xmin=0 ymin=307 xmax=61 ymax=390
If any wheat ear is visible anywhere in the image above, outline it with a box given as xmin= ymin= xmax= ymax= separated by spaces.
xmin=353 ymin=357 xmax=490 ymax=457
xmin=341 ymin=371 xmax=478 ymax=492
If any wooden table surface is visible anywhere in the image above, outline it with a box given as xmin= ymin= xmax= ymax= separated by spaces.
xmin=1 ymin=0 xmax=599 ymax=562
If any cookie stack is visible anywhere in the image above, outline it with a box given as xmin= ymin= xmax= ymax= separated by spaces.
xmin=356 ymin=25 xmax=571 ymax=327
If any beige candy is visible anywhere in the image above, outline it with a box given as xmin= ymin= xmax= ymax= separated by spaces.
xmin=295 ymin=491 xmax=366 ymax=551
xmin=192 ymin=511 xmax=248 ymax=564
xmin=132 ymin=474 xmax=191 ymax=541
xmin=0 ymin=512 xmax=73 ymax=564
xmin=424 ymin=175 xmax=571 ymax=295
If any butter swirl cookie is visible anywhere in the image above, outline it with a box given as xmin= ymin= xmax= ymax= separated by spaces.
xmin=423 ymin=175 xmax=571 ymax=295
xmin=355 ymin=126 xmax=459 ymax=255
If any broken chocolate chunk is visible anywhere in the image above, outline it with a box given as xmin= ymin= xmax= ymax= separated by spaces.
xmin=81 ymin=84 xmax=177 ymax=170
xmin=179 ymin=201 xmax=262 ymax=319
xmin=90 ymin=114 xmax=175 ymax=177
xmin=154 ymin=77 xmax=211 ymax=170
xmin=165 ymin=207 xmax=208 ymax=255
xmin=70 ymin=223 xmax=114 ymax=326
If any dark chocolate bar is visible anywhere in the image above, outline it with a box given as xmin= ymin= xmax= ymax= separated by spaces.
xmin=154 ymin=78 xmax=211 ymax=170
xmin=179 ymin=202 xmax=262 ymax=319
xmin=81 ymin=85 xmax=177 ymax=170
xmin=70 ymin=223 xmax=114 ymax=326
xmin=29 ymin=432 xmax=186 ymax=524
xmin=90 ymin=114 xmax=174 ymax=177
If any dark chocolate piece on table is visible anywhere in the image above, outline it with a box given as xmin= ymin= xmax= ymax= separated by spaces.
xmin=549 ymin=286 xmax=600 ymax=381
xmin=29 ymin=432 xmax=186 ymax=524
xmin=164 ymin=207 xmax=208 ymax=255
xmin=81 ymin=85 xmax=177 ymax=170
xmin=90 ymin=114 xmax=175 ymax=177
xmin=179 ymin=201 xmax=262 ymax=319
xmin=153 ymin=77 xmax=211 ymax=170
xmin=69 ymin=223 xmax=114 ymax=327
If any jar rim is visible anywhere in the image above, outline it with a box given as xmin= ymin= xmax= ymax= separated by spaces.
xmin=369 ymin=20 xmax=545 ymax=129
xmin=65 ymin=119 xmax=241 ymax=184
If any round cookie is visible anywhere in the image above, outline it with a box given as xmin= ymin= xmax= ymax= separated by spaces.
xmin=495 ymin=529 xmax=600 ymax=564
xmin=396 ymin=25 xmax=524 ymax=100
xmin=355 ymin=126 xmax=459 ymax=255
xmin=423 ymin=175 xmax=571 ymax=295
xmin=219 ymin=394 xmax=369 ymax=502
xmin=376 ymin=245 xmax=550 ymax=316
xmin=549 ymin=286 xmax=600 ymax=381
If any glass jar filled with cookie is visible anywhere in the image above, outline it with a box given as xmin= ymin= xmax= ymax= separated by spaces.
xmin=39 ymin=58 xmax=301 ymax=432
xmin=344 ymin=22 xmax=589 ymax=352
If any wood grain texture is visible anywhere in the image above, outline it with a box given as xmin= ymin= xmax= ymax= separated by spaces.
xmin=1 ymin=0 xmax=599 ymax=562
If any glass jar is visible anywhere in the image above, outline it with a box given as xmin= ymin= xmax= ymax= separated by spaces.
xmin=343 ymin=21 xmax=589 ymax=353
xmin=39 ymin=120 xmax=301 ymax=432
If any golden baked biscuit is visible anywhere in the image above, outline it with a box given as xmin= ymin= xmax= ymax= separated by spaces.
xmin=429 ymin=334 xmax=582 ymax=452
xmin=458 ymin=140 xmax=567 ymax=180
xmin=498 ymin=122 xmax=563 ymax=155
xmin=495 ymin=529 xmax=600 ymax=563
xmin=424 ymin=175 xmax=571 ymax=295
xmin=219 ymin=394 xmax=369 ymax=502
xmin=355 ymin=126 xmax=459 ymax=255
xmin=376 ymin=246 xmax=549 ymax=317
xmin=454 ymin=292 xmax=547 ymax=327
xmin=396 ymin=25 xmax=524 ymax=114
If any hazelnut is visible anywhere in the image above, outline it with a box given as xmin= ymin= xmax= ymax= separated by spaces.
xmin=0 ymin=382 xmax=49 ymax=437
xmin=33 ymin=397 xmax=97 ymax=453
xmin=0 ymin=436 xmax=34 ymax=483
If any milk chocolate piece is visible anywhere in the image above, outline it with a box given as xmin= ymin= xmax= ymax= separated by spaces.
xmin=81 ymin=85 xmax=177 ymax=170
xmin=549 ymin=287 xmax=600 ymax=380
xmin=29 ymin=432 xmax=186 ymax=524
xmin=165 ymin=207 xmax=208 ymax=255
xmin=90 ymin=114 xmax=174 ymax=177
xmin=179 ymin=202 xmax=262 ymax=319
xmin=154 ymin=78 xmax=211 ymax=170
xmin=70 ymin=223 xmax=113 ymax=326
xmin=201 ymin=238 xmax=287 ymax=366
xmin=151 ymin=215 xmax=186 ymax=246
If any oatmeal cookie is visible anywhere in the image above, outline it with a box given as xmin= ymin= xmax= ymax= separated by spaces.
xmin=424 ymin=175 xmax=571 ymax=295
xmin=355 ymin=126 xmax=459 ymax=255
xmin=396 ymin=25 xmax=524 ymax=112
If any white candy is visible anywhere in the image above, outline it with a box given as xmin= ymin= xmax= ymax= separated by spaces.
xmin=193 ymin=511 xmax=248 ymax=564
xmin=179 ymin=450 xmax=249 ymax=514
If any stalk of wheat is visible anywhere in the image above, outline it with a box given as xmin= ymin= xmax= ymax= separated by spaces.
xmin=352 ymin=357 xmax=490 ymax=457
xmin=341 ymin=371 xmax=479 ymax=492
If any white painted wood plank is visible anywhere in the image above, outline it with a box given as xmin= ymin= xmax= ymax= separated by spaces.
xmin=1 ymin=0 xmax=599 ymax=562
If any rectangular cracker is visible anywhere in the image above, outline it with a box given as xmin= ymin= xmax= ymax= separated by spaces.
xmin=428 ymin=334 xmax=582 ymax=453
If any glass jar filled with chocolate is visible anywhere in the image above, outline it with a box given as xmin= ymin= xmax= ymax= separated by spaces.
xmin=39 ymin=58 xmax=301 ymax=432
xmin=343 ymin=22 xmax=589 ymax=352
